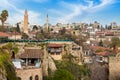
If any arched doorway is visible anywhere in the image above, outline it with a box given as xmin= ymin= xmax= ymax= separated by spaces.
xmin=35 ymin=75 xmax=39 ymax=80
xmin=29 ymin=76 xmax=32 ymax=80
xmin=18 ymin=77 xmax=21 ymax=80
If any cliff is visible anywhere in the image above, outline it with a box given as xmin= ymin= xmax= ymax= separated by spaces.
xmin=0 ymin=45 xmax=18 ymax=80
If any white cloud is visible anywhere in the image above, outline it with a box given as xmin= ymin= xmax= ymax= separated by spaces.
xmin=0 ymin=0 xmax=23 ymax=13
xmin=33 ymin=0 xmax=50 ymax=3
xmin=92 ymin=0 xmax=116 ymax=10
xmin=7 ymin=10 xmax=42 ymax=25
xmin=56 ymin=0 xmax=116 ymax=24
xmin=28 ymin=11 xmax=42 ymax=25
xmin=0 ymin=0 xmax=42 ymax=25
xmin=0 ymin=0 xmax=117 ymax=25
xmin=57 ymin=1 xmax=87 ymax=23
xmin=48 ymin=9 xmax=65 ymax=16
xmin=7 ymin=13 xmax=23 ymax=25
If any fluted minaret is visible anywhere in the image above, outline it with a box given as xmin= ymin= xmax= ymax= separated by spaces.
xmin=24 ymin=9 xmax=28 ymax=34
xmin=46 ymin=14 xmax=49 ymax=32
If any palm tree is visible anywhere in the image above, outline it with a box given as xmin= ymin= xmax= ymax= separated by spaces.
xmin=0 ymin=10 xmax=8 ymax=31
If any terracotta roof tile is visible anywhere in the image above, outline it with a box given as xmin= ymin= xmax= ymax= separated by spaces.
xmin=10 ymin=32 xmax=21 ymax=36
xmin=96 ymin=31 xmax=104 ymax=34
xmin=91 ymin=46 xmax=107 ymax=51
xmin=20 ymin=48 xmax=43 ymax=59
xmin=48 ymin=44 xmax=63 ymax=48
xmin=0 ymin=32 xmax=10 ymax=37
xmin=96 ymin=51 xmax=108 ymax=56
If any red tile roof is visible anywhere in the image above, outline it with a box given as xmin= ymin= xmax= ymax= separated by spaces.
xmin=29 ymin=31 xmax=37 ymax=35
xmin=0 ymin=32 xmax=10 ymax=37
xmin=105 ymin=31 xmax=114 ymax=36
xmin=10 ymin=32 xmax=21 ymax=36
xmin=66 ymin=29 xmax=73 ymax=32
xmin=48 ymin=44 xmax=63 ymax=48
xmin=91 ymin=46 xmax=104 ymax=50
xmin=96 ymin=31 xmax=104 ymax=34
xmin=96 ymin=51 xmax=108 ymax=56
xmin=20 ymin=48 xmax=43 ymax=59
xmin=91 ymin=46 xmax=108 ymax=52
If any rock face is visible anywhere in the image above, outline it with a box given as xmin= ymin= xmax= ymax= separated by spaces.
xmin=42 ymin=58 xmax=49 ymax=76
xmin=0 ymin=68 xmax=6 ymax=80
xmin=42 ymin=45 xmax=57 ymax=76
xmin=48 ymin=55 xmax=57 ymax=73
xmin=109 ymin=57 xmax=120 ymax=80
xmin=88 ymin=61 xmax=109 ymax=80
xmin=42 ymin=54 xmax=57 ymax=76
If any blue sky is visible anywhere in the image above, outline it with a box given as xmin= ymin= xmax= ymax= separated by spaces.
xmin=0 ymin=0 xmax=120 ymax=26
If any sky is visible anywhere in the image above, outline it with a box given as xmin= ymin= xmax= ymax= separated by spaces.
xmin=0 ymin=0 xmax=120 ymax=26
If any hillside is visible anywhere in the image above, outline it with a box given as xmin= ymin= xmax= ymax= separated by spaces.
xmin=0 ymin=44 xmax=18 ymax=80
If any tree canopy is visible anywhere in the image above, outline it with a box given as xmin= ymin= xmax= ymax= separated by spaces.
xmin=21 ymin=33 xmax=29 ymax=39
xmin=16 ymin=23 xmax=21 ymax=33
xmin=53 ymin=69 xmax=74 ymax=80
xmin=54 ymin=54 xmax=90 ymax=80
xmin=0 ymin=47 xmax=18 ymax=80
xmin=0 ymin=10 xmax=8 ymax=31
xmin=32 ymin=25 xmax=38 ymax=31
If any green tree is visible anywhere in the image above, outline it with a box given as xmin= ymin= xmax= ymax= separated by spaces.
xmin=0 ymin=47 xmax=18 ymax=80
xmin=43 ymin=31 xmax=51 ymax=39
xmin=99 ymin=40 xmax=103 ymax=47
xmin=36 ymin=32 xmax=44 ymax=40
xmin=41 ymin=29 xmax=44 ymax=34
xmin=9 ymin=27 xmax=16 ymax=32
xmin=110 ymin=37 xmax=120 ymax=53
xmin=53 ymin=69 xmax=74 ymax=80
xmin=32 ymin=25 xmax=38 ymax=31
xmin=0 ymin=10 xmax=8 ymax=31
xmin=2 ymin=43 xmax=19 ymax=59
xmin=108 ymin=25 xmax=112 ymax=30
xmin=105 ymin=25 xmax=108 ymax=29
xmin=55 ymin=54 xmax=90 ymax=80
xmin=50 ymin=28 xmax=53 ymax=31
xmin=21 ymin=33 xmax=29 ymax=39
xmin=103 ymin=40 xmax=111 ymax=47
xmin=111 ymin=37 xmax=120 ymax=46
xmin=60 ymin=27 xmax=66 ymax=35
xmin=101 ymin=25 xmax=104 ymax=31
xmin=62 ymin=54 xmax=76 ymax=62
xmin=16 ymin=23 xmax=20 ymax=33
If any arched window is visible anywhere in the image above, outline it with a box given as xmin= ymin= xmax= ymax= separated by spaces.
xmin=29 ymin=76 xmax=32 ymax=80
xmin=35 ymin=75 xmax=39 ymax=80
xmin=18 ymin=77 xmax=21 ymax=80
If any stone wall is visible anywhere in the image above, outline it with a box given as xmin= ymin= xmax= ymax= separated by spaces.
xmin=109 ymin=57 xmax=120 ymax=80
xmin=50 ymin=55 xmax=62 ymax=60
xmin=46 ymin=41 xmax=72 ymax=45
xmin=16 ymin=68 xmax=42 ymax=80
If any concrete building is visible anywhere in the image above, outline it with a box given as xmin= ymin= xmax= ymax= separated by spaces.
xmin=111 ymin=22 xmax=117 ymax=29
xmin=0 ymin=32 xmax=10 ymax=42
xmin=13 ymin=47 xmax=43 ymax=80
xmin=47 ymin=43 xmax=63 ymax=60
xmin=8 ymin=32 xmax=21 ymax=40
xmin=51 ymin=26 xmax=62 ymax=33
xmin=45 ymin=40 xmax=73 ymax=60
xmin=93 ymin=21 xmax=100 ymax=29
